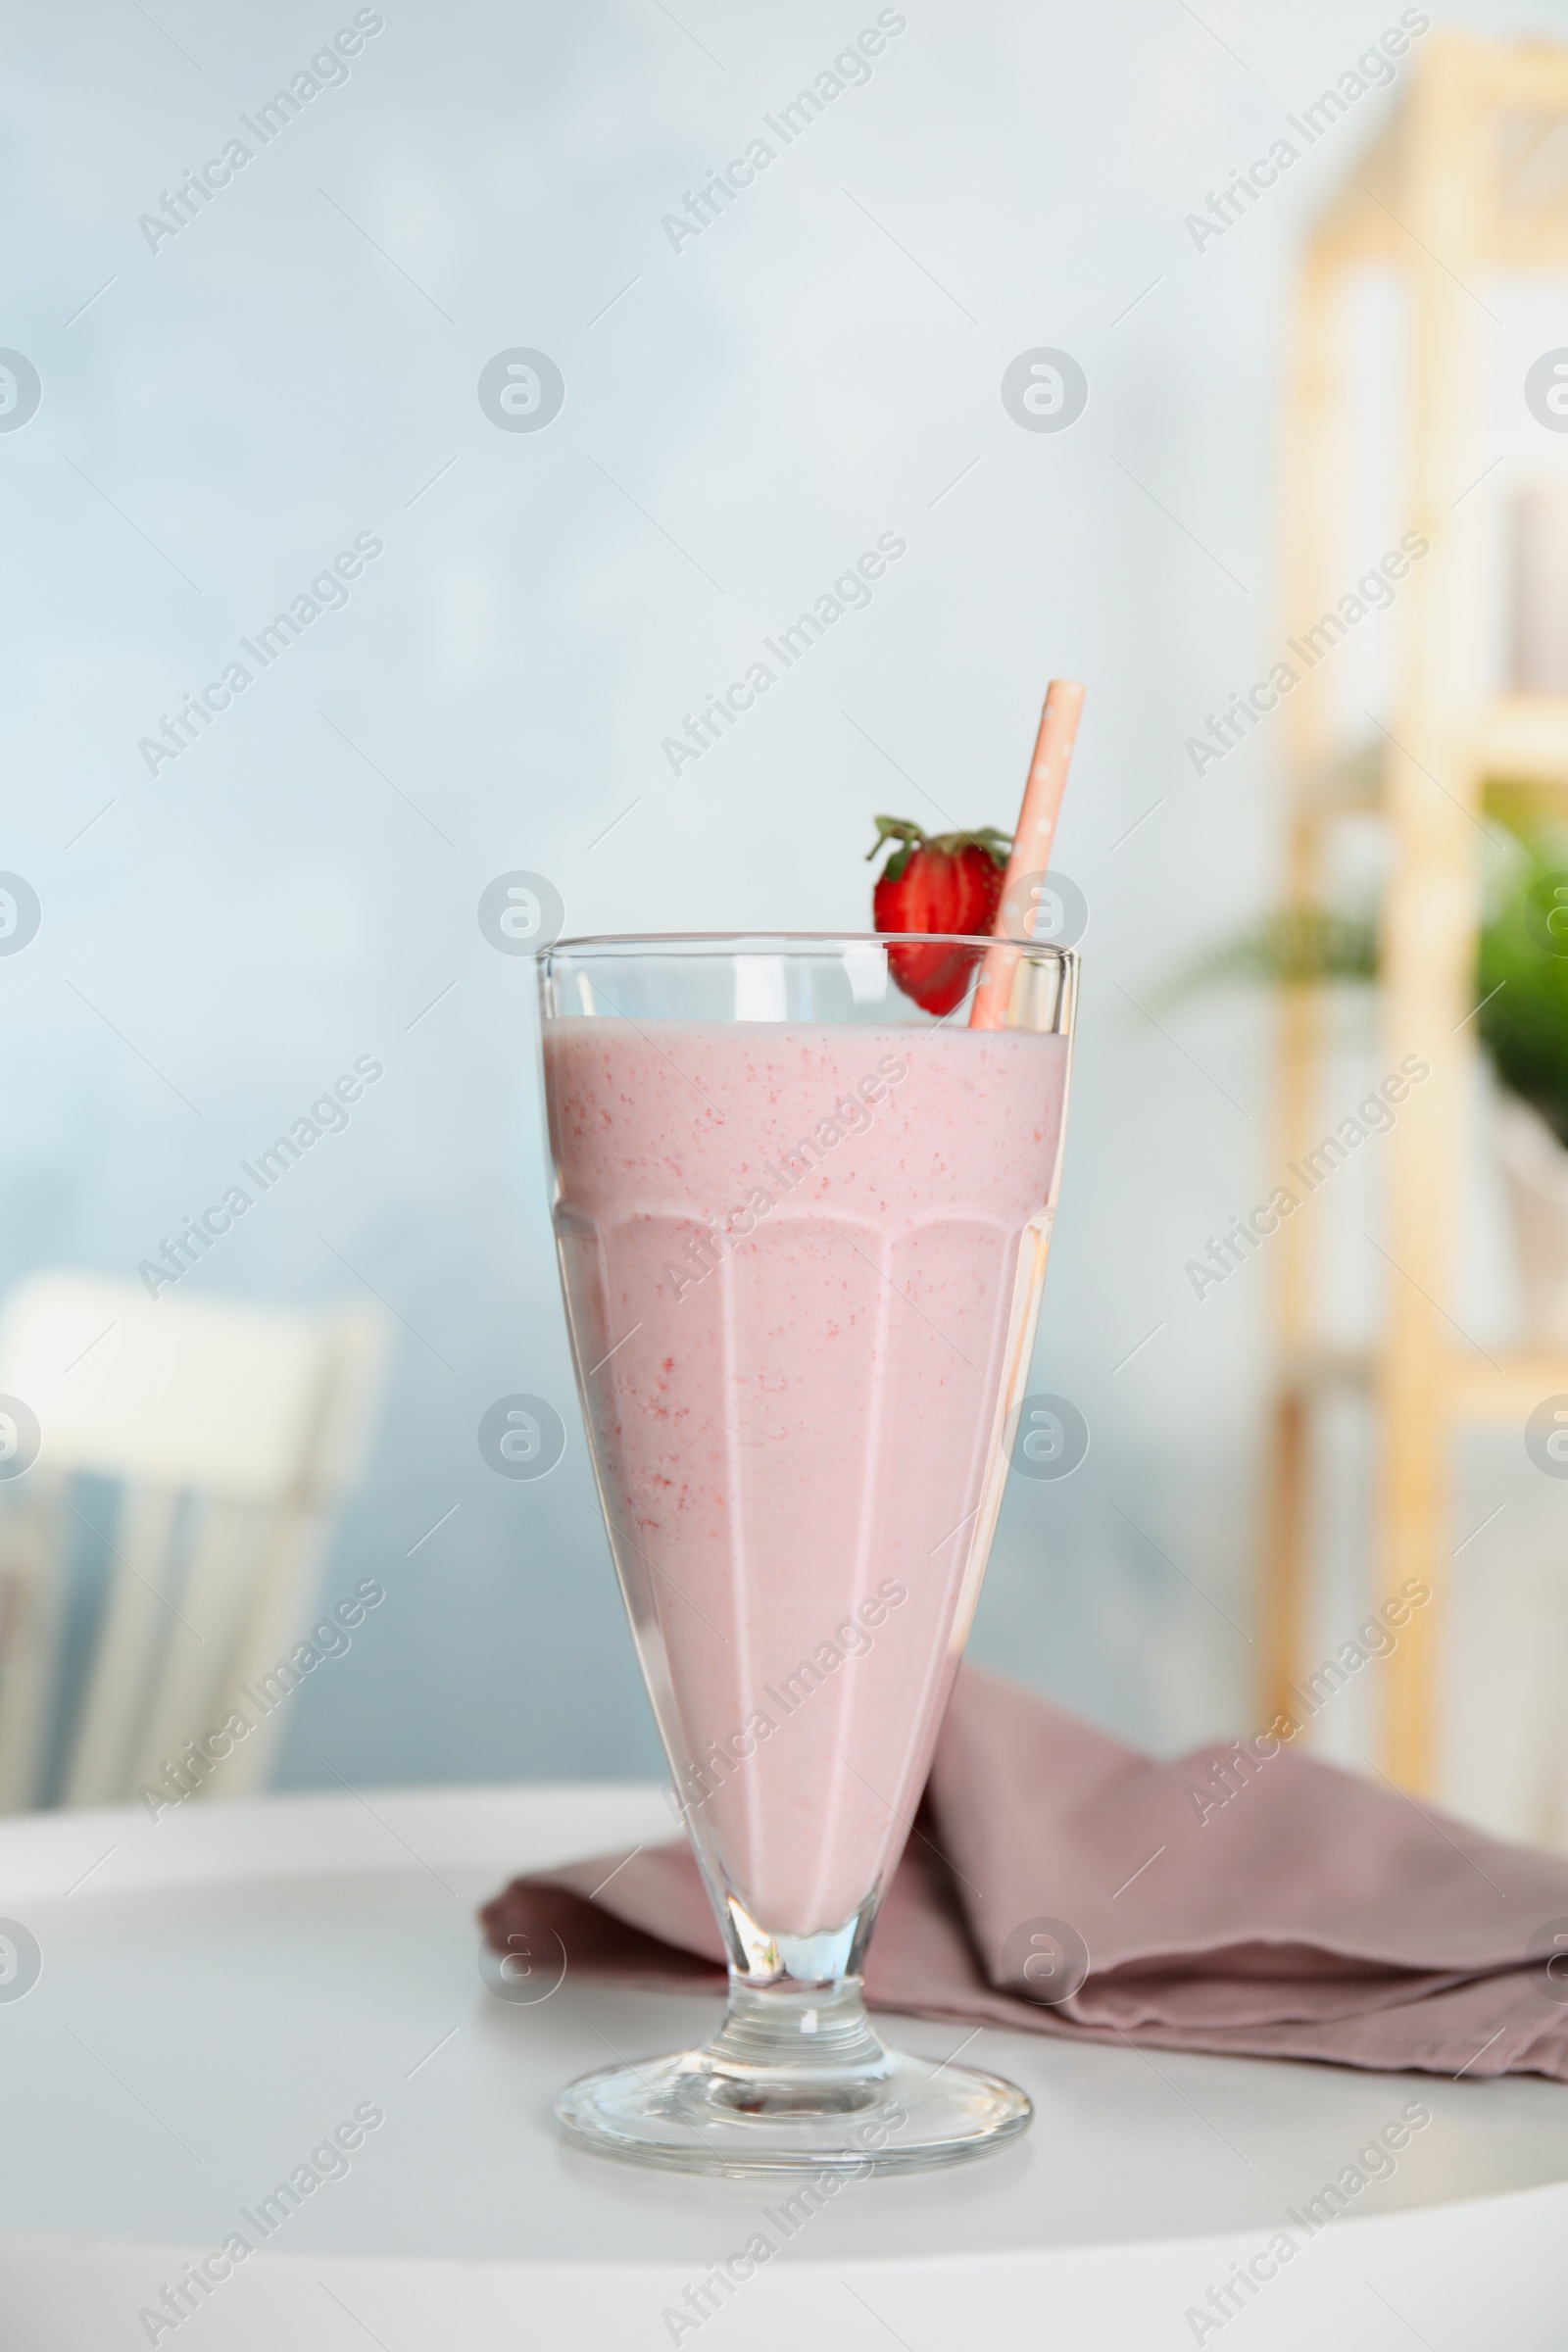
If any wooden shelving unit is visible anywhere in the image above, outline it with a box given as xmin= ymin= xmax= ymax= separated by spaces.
xmin=1267 ymin=34 xmax=1568 ymax=1793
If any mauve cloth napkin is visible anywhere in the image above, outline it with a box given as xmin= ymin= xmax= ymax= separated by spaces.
xmin=481 ymin=1665 xmax=1568 ymax=2081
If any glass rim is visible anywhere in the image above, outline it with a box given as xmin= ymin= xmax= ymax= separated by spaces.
xmin=541 ymin=930 xmax=1079 ymax=960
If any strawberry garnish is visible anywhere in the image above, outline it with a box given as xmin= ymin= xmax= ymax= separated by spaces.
xmin=866 ymin=815 xmax=1011 ymax=1016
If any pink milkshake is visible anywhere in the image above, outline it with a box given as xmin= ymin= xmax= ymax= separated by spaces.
xmin=544 ymin=1013 xmax=1070 ymax=1946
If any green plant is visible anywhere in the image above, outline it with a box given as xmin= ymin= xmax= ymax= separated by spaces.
xmin=1476 ymin=840 xmax=1568 ymax=1146
xmin=1172 ymin=823 xmax=1568 ymax=1149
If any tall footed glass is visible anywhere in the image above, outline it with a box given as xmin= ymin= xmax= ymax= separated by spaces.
xmin=538 ymin=933 xmax=1076 ymax=2174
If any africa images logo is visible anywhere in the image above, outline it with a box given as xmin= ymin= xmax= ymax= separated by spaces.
xmin=477 ymin=350 xmax=565 ymax=432
xmin=1182 ymin=13 xmax=1431 ymax=255
xmin=137 ymin=533 xmax=385 ymax=777
xmin=0 ymin=351 xmax=42 ymax=432
xmin=135 ymin=13 xmax=387 ymax=254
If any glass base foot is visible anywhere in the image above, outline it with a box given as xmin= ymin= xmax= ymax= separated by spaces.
xmin=555 ymin=1988 xmax=1031 ymax=2177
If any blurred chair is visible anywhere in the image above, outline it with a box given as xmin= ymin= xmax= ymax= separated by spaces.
xmin=0 ymin=1271 xmax=388 ymax=1812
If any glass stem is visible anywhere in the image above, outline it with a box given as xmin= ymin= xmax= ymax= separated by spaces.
xmin=704 ymin=1974 xmax=892 ymax=2089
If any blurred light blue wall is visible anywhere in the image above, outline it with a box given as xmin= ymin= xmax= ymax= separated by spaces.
xmin=2 ymin=0 xmax=1554 ymax=1792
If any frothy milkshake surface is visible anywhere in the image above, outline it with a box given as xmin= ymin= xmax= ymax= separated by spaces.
xmin=545 ymin=1016 xmax=1069 ymax=1937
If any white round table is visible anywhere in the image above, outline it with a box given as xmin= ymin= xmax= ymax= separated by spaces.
xmin=2 ymin=1784 xmax=1564 ymax=2348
